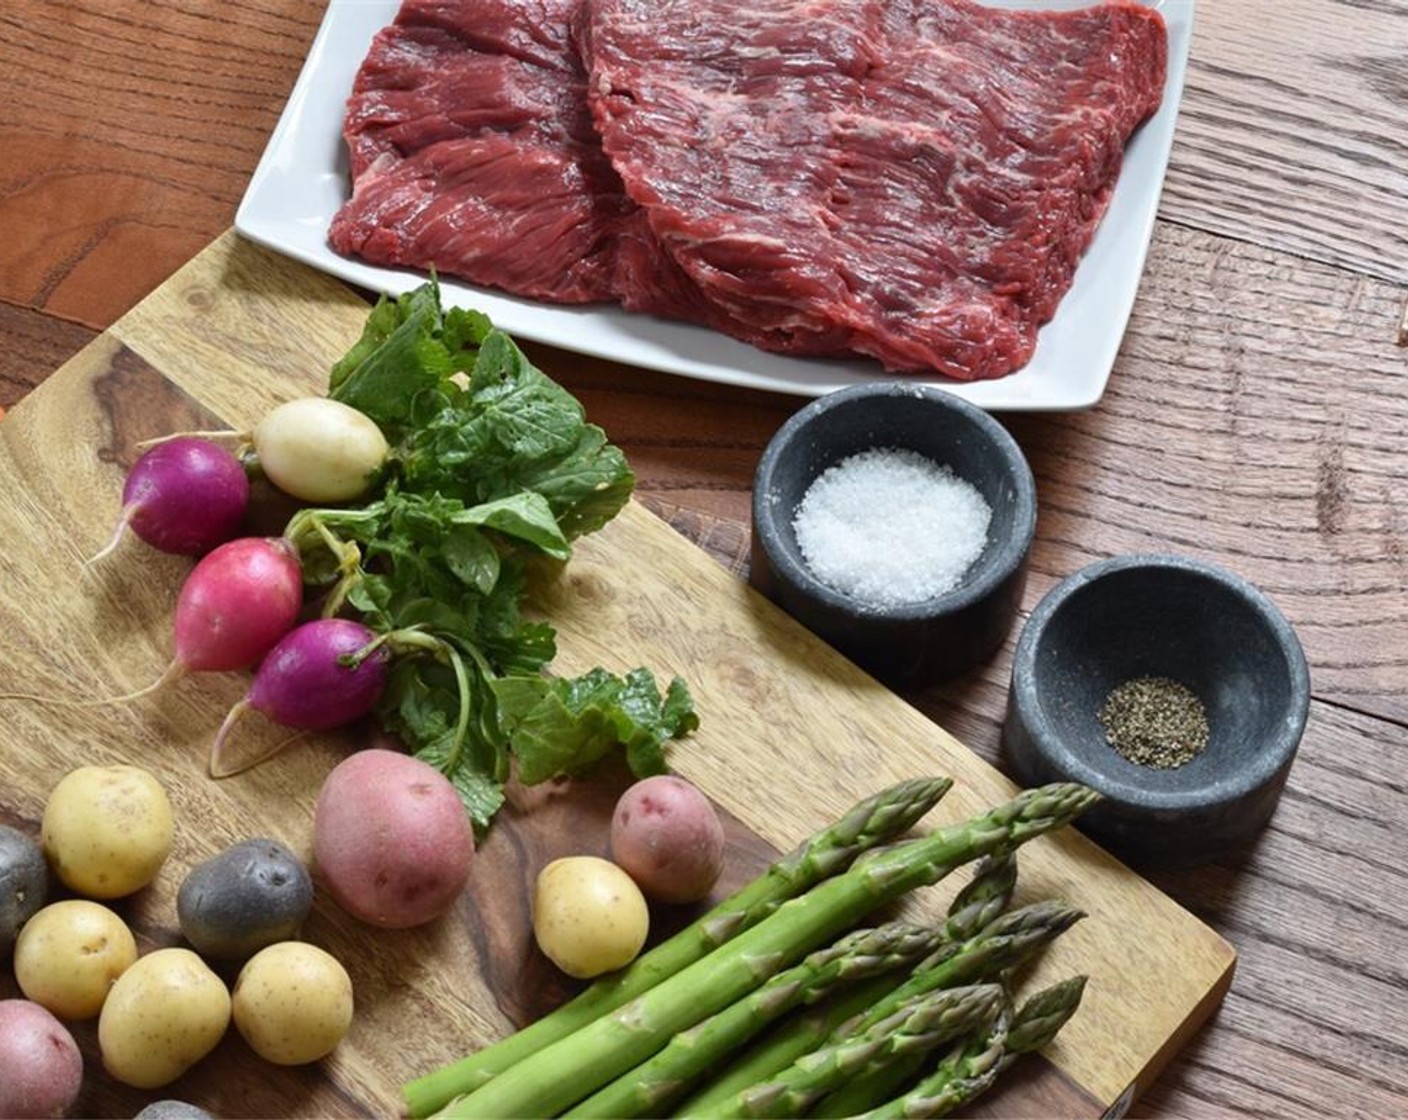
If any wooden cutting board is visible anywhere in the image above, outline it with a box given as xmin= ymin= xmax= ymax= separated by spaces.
xmin=0 ymin=231 xmax=1233 ymax=1119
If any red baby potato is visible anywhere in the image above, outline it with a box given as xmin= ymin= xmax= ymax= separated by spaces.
xmin=0 ymin=998 xmax=83 ymax=1118
xmin=313 ymin=749 xmax=474 ymax=929
xmin=610 ymin=775 xmax=726 ymax=904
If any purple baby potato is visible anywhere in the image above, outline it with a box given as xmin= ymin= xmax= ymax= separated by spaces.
xmin=177 ymin=838 xmax=314 ymax=961
xmin=1 ymin=825 xmax=48 ymax=958
xmin=134 ymin=1104 xmax=216 ymax=1120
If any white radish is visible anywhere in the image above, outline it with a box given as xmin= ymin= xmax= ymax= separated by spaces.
xmin=252 ymin=398 xmax=389 ymax=504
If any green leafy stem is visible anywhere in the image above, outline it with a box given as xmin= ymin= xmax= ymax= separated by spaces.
xmin=284 ymin=500 xmax=697 ymax=836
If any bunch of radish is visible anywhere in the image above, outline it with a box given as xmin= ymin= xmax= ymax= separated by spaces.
xmin=75 ymin=396 xmax=396 ymax=774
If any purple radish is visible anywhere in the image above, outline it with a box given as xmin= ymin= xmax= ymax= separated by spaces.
xmin=238 ymin=618 xmax=388 ymax=731
xmin=209 ymin=618 xmax=390 ymax=778
xmin=90 ymin=437 xmax=249 ymax=563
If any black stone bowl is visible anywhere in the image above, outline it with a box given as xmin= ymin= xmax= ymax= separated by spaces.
xmin=750 ymin=382 xmax=1037 ymax=687
xmin=1001 ymin=553 xmax=1310 ymax=869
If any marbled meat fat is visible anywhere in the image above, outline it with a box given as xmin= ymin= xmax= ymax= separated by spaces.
xmin=330 ymin=0 xmax=1167 ymax=380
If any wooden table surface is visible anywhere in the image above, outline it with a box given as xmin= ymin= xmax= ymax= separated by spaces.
xmin=2 ymin=2 xmax=1406 ymax=1118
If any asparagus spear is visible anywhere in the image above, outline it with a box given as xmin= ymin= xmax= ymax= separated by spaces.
xmin=1002 ymin=975 xmax=1088 ymax=1055
xmin=567 ymin=921 xmax=949 ymax=1119
xmin=404 ymin=776 xmax=952 ymax=1117
xmin=437 ymin=783 xmax=1099 ymax=1120
xmin=697 ymin=983 xmax=1006 ymax=1119
xmin=670 ymin=972 xmax=901 ymax=1117
xmin=671 ymin=852 xmax=1020 ymax=1117
xmin=861 ymin=976 xmax=1088 ymax=1120
xmin=843 ymin=900 xmax=1084 ymax=1038
xmin=940 ymin=853 xmax=1018 ymax=942
xmin=807 ymin=899 xmax=1084 ymax=1119
xmin=866 ymin=1002 xmax=1012 ymax=1120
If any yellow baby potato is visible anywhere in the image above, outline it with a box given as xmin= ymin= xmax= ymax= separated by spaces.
xmin=532 ymin=856 xmax=649 ymax=979
xmin=98 ymin=948 xmax=231 ymax=1088
xmin=42 ymin=764 xmax=175 ymax=899
xmin=13 ymin=899 xmax=138 ymax=1019
xmin=232 ymin=941 xmax=354 ymax=1065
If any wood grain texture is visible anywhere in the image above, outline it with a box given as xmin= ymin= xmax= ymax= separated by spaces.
xmin=0 ymin=0 xmax=322 ymax=327
xmin=0 ymin=302 xmax=96 ymax=410
xmin=0 ymin=233 xmax=1234 ymax=1117
xmin=1164 ymin=1 xmax=1408 ymax=285
xmin=1010 ymin=223 xmax=1408 ymax=726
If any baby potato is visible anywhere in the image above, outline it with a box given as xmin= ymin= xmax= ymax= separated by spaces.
xmin=98 ymin=948 xmax=231 ymax=1089
xmin=532 ymin=856 xmax=649 ymax=979
xmin=42 ymin=764 xmax=175 ymax=899
xmin=0 ymin=998 xmax=84 ymax=1119
xmin=178 ymin=837 xmax=314 ymax=961
xmin=232 ymin=941 xmax=354 ymax=1065
xmin=313 ymin=749 xmax=474 ymax=929
xmin=133 ymin=1103 xmax=216 ymax=1120
xmin=610 ymin=775 xmax=727 ymax=904
xmin=1 ymin=824 xmax=48 ymax=958
xmin=14 ymin=899 xmax=138 ymax=1019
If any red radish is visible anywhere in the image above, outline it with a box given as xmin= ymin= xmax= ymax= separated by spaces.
xmin=92 ymin=535 xmax=305 ymax=707
xmin=209 ymin=618 xmax=391 ymax=777
xmin=0 ymin=536 xmax=302 ymax=711
xmin=174 ymin=537 xmax=304 ymax=673
xmin=89 ymin=437 xmax=249 ymax=563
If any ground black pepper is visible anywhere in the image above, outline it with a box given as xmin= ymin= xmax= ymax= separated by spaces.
xmin=1098 ymin=676 xmax=1210 ymax=769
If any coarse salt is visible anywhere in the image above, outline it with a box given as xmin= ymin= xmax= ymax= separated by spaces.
xmin=791 ymin=447 xmax=991 ymax=608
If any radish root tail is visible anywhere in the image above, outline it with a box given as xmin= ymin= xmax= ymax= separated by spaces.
xmin=0 ymin=660 xmax=187 ymax=709
xmin=134 ymin=429 xmax=248 ymax=451
xmin=208 ymin=699 xmax=252 ymax=778
xmin=209 ymin=705 xmax=310 ymax=780
xmin=83 ymin=504 xmax=136 ymax=569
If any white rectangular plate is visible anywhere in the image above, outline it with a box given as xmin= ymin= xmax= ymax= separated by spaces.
xmin=236 ymin=0 xmax=1192 ymax=412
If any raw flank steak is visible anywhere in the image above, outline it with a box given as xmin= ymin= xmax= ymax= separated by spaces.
xmin=330 ymin=0 xmax=1167 ymax=381
xmin=330 ymin=0 xmax=812 ymax=337
xmin=330 ymin=0 xmax=733 ymax=319
xmin=580 ymin=0 xmax=1168 ymax=380
xmin=328 ymin=0 xmax=632 ymax=303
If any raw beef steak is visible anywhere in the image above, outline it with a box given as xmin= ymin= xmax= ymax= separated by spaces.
xmin=331 ymin=0 xmax=1167 ymax=380
xmin=329 ymin=0 xmax=633 ymax=303
xmin=331 ymin=0 xmax=813 ymax=339
xmin=581 ymin=0 xmax=1168 ymax=379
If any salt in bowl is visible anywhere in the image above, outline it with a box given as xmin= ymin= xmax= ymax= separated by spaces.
xmin=1001 ymin=553 xmax=1311 ymax=868
xmin=750 ymin=382 xmax=1037 ymax=687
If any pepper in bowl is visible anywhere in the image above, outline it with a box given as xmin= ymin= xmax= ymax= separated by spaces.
xmin=1001 ymin=553 xmax=1311 ymax=868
